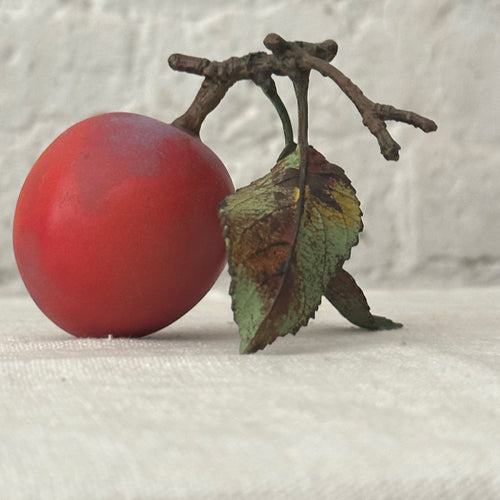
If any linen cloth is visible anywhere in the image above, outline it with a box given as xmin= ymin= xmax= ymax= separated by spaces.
xmin=1 ymin=285 xmax=499 ymax=499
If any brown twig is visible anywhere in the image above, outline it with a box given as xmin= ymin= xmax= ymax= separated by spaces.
xmin=168 ymin=33 xmax=437 ymax=160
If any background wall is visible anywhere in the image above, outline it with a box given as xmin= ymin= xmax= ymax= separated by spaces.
xmin=1 ymin=0 xmax=499 ymax=295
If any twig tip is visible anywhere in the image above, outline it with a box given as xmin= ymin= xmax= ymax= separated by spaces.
xmin=263 ymin=33 xmax=288 ymax=53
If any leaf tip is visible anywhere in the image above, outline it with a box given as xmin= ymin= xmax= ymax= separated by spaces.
xmin=239 ymin=337 xmax=258 ymax=354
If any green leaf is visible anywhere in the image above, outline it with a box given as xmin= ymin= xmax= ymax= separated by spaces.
xmin=219 ymin=146 xmax=363 ymax=353
xmin=324 ymin=269 xmax=403 ymax=331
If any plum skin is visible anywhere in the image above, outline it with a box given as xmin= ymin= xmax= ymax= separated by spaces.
xmin=13 ymin=112 xmax=235 ymax=337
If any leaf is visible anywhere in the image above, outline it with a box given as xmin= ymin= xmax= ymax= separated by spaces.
xmin=324 ymin=269 xmax=403 ymax=331
xmin=219 ymin=146 xmax=363 ymax=353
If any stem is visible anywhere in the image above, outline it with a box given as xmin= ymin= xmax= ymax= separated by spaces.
xmin=293 ymin=72 xmax=310 ymax=189
xmin=258 ymin=77 xmax=296 ymax=159
xmin=170 ymin=76 xmax=233 ymax=137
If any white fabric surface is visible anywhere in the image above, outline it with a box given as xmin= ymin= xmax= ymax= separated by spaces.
xmin=1 ymin=286 xmax=499 ymax=499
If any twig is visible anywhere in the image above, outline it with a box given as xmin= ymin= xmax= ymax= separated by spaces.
xmin=308 ymin=57 xmax=437 ymax=159
xmin=168 ymin=33 xmax=437 ymax=160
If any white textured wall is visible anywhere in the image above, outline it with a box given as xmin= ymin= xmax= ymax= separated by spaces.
xmin=1 ymin=0 xmax=499 ymax=294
